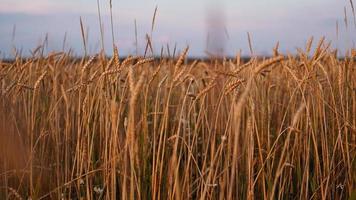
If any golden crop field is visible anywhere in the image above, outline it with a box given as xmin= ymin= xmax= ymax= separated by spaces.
xmin=0 ymin=38 xmax=355 ymax=199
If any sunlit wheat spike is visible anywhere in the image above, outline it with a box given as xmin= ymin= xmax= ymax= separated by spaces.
xmin=189 ymin=60 xmax=198 ymax=69
xmin=105 ymin=55 xmax=114 ymax=70
xmin=196 ymin=82 xmax=217 ymax=100
xmin=113 ymin=45 xmax=120 ymax=67
xmin=253 ymin=55 xmax=284 ymax=75
xmin=128 ymin=67 xmax=136 ymax=94
xmin=120 ymin=56 xmax=139 ymax=68
xmin=4 ymin=81 xmax=17 ymax=94
xmin=148 ymin=64 xmax=162 ymax=85
xmin=66 ymin=83 xmax=85 ymax=92
xmin=17 ymin=83 xmax=34 ymax=91
xmin=338 ymin=65 xmax=343 ymax=89
xmin=34 ymin=71 xmax=47 ymax=90
xmin=134 ymin=57 xmax=154 ymax=66
xmin=306 ymin=37 xmax=314 ymax=55
xmin=214 ymin=69 xmax=239 ymax=78
xmin=131 ymin=71 xmax=146 ymax=102
xmin=312 ymin=37 xmax=325 ymax=60
xmin=291 ymin=103 xmax=306 ymax=127
xmin=101 ymin=69 xmax=122 ymax=76
xmin=224 ymin=79 xmax=244 ymax=94
xmin=174 ymin=47 xmax=189 ymax=69
xmin=89 ymin=70 xmax=100 ymax=82
xmin=351 ymin=49 xmax=356 ymax=58
xmin=174 ymin=73 xmax=194 ymax=86
xmin=173 ymin=68 xmax=185 ymax=83
xmin=81 ymin=54 xmax=96 ymax=74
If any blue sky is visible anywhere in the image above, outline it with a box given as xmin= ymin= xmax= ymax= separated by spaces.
xmin=0 ymin=0 xmax=354 ymax=57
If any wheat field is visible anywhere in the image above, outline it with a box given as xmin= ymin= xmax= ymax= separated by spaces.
xmin=0 ymin=38 xmax=356 ymax=199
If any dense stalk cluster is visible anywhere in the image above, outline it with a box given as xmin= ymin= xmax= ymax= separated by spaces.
xmin=0 ymin=43 xmax=355 ymax=199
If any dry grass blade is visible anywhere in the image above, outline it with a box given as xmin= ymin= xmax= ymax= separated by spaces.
xmin=79 ymin=16 xmax=87 ymax=56
xmin=273 ymin=42 xmax=280 ymax=57
xmin=151 ymin=6 xmax=158 ymax=33
xmin=96 ymin=0 xmax=105 ymax=53
xmin=345 ymin=6 xmax=349 ymax=30
xmin=247 ymin=32 xmax=254 ymax=56
xmin=336 ymin=20 xmax=339 ymax=39
xmin=350 ymin=0 xmax=356 ymax=28
xmin=109 ymin=0 xmax=115 ymax=47
xmin=144 ymin=34 xmax=154 ymax=57
xmin=134 ymin=19 xmax=138 ymax=55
